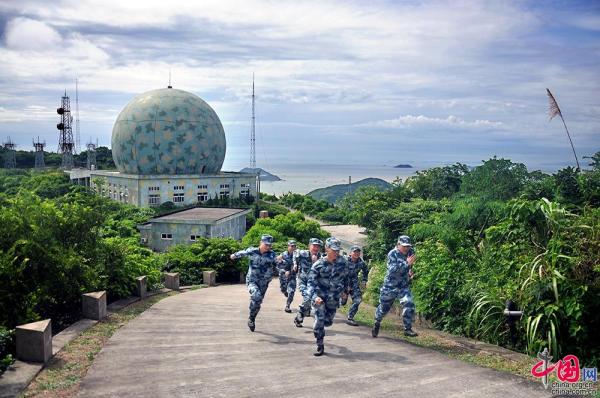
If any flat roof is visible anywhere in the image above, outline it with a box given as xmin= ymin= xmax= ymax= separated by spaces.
xmin=149 ymin=207 xmax=251 ymax=224
xmin=90 ymin=170 xmax=257 ymax=179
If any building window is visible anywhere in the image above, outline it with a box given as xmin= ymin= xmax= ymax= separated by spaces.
xmin=149 ymin=194 xmax=160 ymax=206
xmin=240 ymin=189 xmax=250 ymax=198
xmin=190 ymin=235 xmax=201 ymax=242
xmin=197 ymin=184 xmax=208 ymax=190
xmin=219 ymin=191 xmax=230 ymax=199
xmin=149 ymin=186 xmax=160 ymax=191
xmin=197 ymin=193 xmax=208 ymax=202
xmin=161 ymin=233 xmax=173 ymax=240
xmin=219 ymin=184 xmax=230 ymax=189
xmin=240 ymin=183 xmax=250 ymax=188
xmin=173 ymin=193 xmax=185 ymax=203
xmin=174 ymin=185 xmax=185 ymax=190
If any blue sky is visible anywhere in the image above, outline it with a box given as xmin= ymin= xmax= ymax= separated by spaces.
xmin=0 ymin=0 xmax=598 ymax=172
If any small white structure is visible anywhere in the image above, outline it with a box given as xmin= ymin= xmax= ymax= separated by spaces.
xmin=138 ymin=207 xmax=251 ymax=252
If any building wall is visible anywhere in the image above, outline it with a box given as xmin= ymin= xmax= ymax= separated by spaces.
xmin=140 ymin=214 xmax=247 ymax=252
xmin=90 ymin=172 xmax=256 ymax=208
xmin=209 ymin=215 xmax=247 ymax=240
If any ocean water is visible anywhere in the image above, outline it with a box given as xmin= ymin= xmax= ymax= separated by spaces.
xmin=257 ymin=163 xmax=421 ymax=195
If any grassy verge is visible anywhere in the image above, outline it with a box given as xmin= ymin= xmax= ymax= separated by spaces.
xmin=21 ymin=291 xmax=181 ymax=398
xmin=344 ymin=303 xmax=599 ymax=396
xmin=339 ymin=301 xmax=539 ymax=380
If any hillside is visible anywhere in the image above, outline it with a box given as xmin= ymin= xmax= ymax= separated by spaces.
xmin=239 ymin=167 xmax=282 ymax=181
xmin=307 ymin=177 xmax=391 ymax=203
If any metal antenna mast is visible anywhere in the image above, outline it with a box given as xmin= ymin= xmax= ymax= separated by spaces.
xmin=33 ymin=136 xmax=46 ymax=168
xmin=57 ymin=90 xmax=75 ymax=170
xmin=75 ymin=78 xmax=81 ymax=154
xmin=86 ymin=139 xmax=97 ymax=170
xmin=3 ymin=137 xmax=16 ymax=168
xmin=250 ymin=74 xmax=256 ymax=169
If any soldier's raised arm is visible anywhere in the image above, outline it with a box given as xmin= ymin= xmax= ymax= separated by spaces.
xmin=230 ymin=247 xmax=255 ymax=261
xmin=387 ymin=250 xmax=409 ymax=274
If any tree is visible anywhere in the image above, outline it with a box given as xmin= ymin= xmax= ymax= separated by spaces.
xmin=460 ymin=157 xmax=528 ymax=200
xmin=554 ymin=167 xmax=583 ymax=206
xmin=406 ymin=163 xmax=469 ymax=200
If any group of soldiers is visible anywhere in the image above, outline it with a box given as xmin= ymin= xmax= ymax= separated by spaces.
xmin=230 ymin=234 xmax=418 ymax=356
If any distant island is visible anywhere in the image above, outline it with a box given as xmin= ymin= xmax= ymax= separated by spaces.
xmin=307 ymin=177 xmax=392 ymax=203
xmin=394 ymin=164 xmax=413 ymax=168
xmin=239 ymin=167 xmax=282 ymax=181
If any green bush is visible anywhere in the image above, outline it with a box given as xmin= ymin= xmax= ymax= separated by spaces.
xmin=99 ymin=237 xmax=163 ymax=300
xmin=242 ymin=212 xmax=329 ymax=253
xmin=0 ymin=171 xmax=162 ymax=332
xmin=162 ymin=238 xmax=244 ymax=285
xmin=0 ymin=326 xmax=15 ymax=375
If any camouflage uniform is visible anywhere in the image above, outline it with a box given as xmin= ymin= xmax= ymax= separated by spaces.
xmin=294 ymin=238 xmax=323 ymax=316
xmin=277 ymin=249 xmax=297 ymax=309
xmin=374 ymin=246 xmax=415 ymax=331
xmin=341 ymin=253 xmax=369 ymax=320
xmin=277 ymin=250 xmax=295 ymax=295
xmin=232 ymin=245 xmax=277 ymax=323
xmin=305 ymin=238 xmax=348 ymax=352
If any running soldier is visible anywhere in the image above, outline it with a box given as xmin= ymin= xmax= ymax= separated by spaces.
xmin=301 ymin=237 xmax=349 ymax=356
xmin=340 ymin=245 xmax=369 ymax=326
xmin=372 ymin=235 xmax=418 ymax=338
xmin=230 ymin=234 xmax=277 ymax=332
xmin=293 ymin=238 xmax=323 ymax=318
xmin=276 ymin=240 xmax=297 ymax=313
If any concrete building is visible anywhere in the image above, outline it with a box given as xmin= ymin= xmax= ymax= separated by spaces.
xmin=138 ymin=207 xmax=251 ymax=252
xmin=70 ymin=86 xmax=257 ymax=207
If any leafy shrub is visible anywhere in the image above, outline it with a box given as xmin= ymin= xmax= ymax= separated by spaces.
xmin=162 ymin=238 xmax=244 ymax=285
xmin=0 ymin=326 xmax=15 ymax=375
xmin=99 ymin=237 xmax=163 ymax=300
xmin=242 ymin=212 xmax=329 ymax=253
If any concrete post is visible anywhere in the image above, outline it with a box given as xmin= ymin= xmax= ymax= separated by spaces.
xmin=136 ymin=276 xmax=147 ymax=298
xmin=164 ymin=272 xmax=180 ymax=290
xmin=16 ymin=319 xmax=52 ymax=363
xmin=82 ymin=291 xmax=107 ymax=320
xmin=203 ymin=270 xmax=216 ymax=286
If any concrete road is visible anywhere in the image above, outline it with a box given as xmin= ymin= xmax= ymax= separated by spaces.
xmin=77 ymin=284 xmax=549 ymax=398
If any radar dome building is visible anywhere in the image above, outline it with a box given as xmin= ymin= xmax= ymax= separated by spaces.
xmin=86 ymin=86 xmax=257 ymax=208
xmin=111 ymin=88 xmax=226 ymax=175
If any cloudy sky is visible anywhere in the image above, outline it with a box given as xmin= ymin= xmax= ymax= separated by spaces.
xmin=0 ymin=0 xmax=598 ymax=172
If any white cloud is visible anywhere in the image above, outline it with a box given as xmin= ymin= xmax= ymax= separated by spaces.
xmin=363 ymin=114 xmax=504 ymax=129
xmin=4 ymin=17 xmax=61 ymax=51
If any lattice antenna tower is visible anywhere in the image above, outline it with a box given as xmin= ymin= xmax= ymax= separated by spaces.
xmin=250 ymin=73 xmax=256 ymax=169
xmin=75 ymin=78 xmax=81 ymax=154
xmin=57 ymin=90 xmax=75 ymax=170
xmin=33 ymin=136 xmax=46 ymax=168
xmin=3 ymin=137 xmax=16 ymax=168
xmin=86 ymin=139 xmax=97 ymax=170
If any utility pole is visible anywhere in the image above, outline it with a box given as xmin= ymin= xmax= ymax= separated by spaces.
xmin=57 ymin=91 xmax=75 ymax=169
xmin=33 ymin=137 xmax=46 ymax=168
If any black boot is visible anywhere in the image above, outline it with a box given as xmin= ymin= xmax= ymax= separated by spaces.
xmin=346 ymin=318 xmax=358 ymax=326
xmin=294 ymin=314 xmax=303 ymax=327
xmin=283 ymin=291 xmax=288 ymax=297
xmin=404 ymin=328 xmax=418 ymax=337
xmin=284 ymin=305 xmax=292 ymax=313
xmin=314 ymin=344 xmax=324 ymax=356
xmin=247 ymin=317 xmax=255 ymax=332
xmin=372 ymin=321 xmax=380 ymax=338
